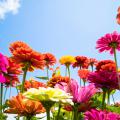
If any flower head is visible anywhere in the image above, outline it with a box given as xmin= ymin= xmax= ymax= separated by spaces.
xmin=5 ymin=94 xmax=45 ymax=116
xmin=72 ymin=56 xmax=89 ymax=69
xmin=59 ymin=55 xmax=76 ymax=67
xmin=88 ymin=71 xmax=119 ymax=90
xmin=96 ymin=60 xmax=116 ymax=72
xmin=47 ymin=75 xmax=69 ymax=87
xmin=9 ymin=41 xmax=45 ymax=71
xmin=24 ymin=87 xmax=72 ymax=103
xmin=116 ymin=6 xmax=120 ymax=25
xmin=5 ymin=58 xmax=21 ymax=87
xmin=69 ymin=80 xmax=96 ymax=103
xmin=43 ymin=53 xmax=56 ymax=68
xmin=24 ymin=78 xmax=47 ymax=91
xmin=85 ymin=109 xmax=120 ymax=120
xmin=88 ymin=58 xmax=98 ymax=67
xmin=96 ymin=31 xmax=120 ymax=54
xmin=78 ymin=69 xmax=90 ymax=81
xmin=0 ymin=53 xmax=9 ymax=83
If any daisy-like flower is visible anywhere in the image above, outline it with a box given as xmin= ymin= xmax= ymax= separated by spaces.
xmin=0 ymin=53 xmax=9 ymax=83
xmin=88 ymin=71 xmax=119 ymax=90
xmin=5 ymin=94 xmax=45 ymax=117
xmin=96 ymin=60 xmax=116 ymax=72
xmin=43 ymin=53 xmax=56 ymax=68
xmin=84 ymin=109 xmax=120 ymax=120
xmin=72 ymin=56 xmax=89 ymax=69
xmin=116 ymin=6 xmax=120 ymax=25
xmin=24 ymin=78 xmax=47 ymax=91
xmin=88 ymin=58 xmax=97 ymax=67
xmin=9 ymin=41 xmax=45 ymax=71
xmin=96 ymin=31 xmax=120 ymax=54
xmin=78 ymin=69 xmax=90 ymax=81
xmin=24 ymin=87 xmax=72 ymax=102
xmin=5 ymin=58 xmax=21 ymax=87
xmin=59 ymin=55 xmax=76 ymax=67
xmin=47 ymin=75 xmax=69 ymax=87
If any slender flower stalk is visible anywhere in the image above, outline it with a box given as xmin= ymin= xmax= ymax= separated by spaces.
xmin=0 ymin=83 xmax=3 ymax=114
xmin=102 ymin=88 xmax=107 ymax=110
xmin=56 ymin=103 xmax=61 ymax=120
xmin=46 ymin=66 xmax=49 ymax=80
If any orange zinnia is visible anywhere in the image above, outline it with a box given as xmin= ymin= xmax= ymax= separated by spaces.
xmin=9 ymin=41 xmax=45 ymax=71
xmin=43 ymin=53 xmax=56 ymax=67
xmin=5 ymin=94 xmax=45 ymax=116
xmin=24 ymin=78 xmax=47 ymax=91
xmin=116 ymin=6 xmax=120 ymax=25
xmin=5 ymin=58 xmax=21 ymax=87
xmin=47 ymin=75 xmax=69 ymax=87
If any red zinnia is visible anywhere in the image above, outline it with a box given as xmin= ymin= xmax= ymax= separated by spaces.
xmin=9 ymin=41 xmax=45 ymax=71
xmin=73 ymin=56 xmax=89 ymax=69
xmin=88 ymin=58 xmax=97 ymax=67
xmin=43 ymin=53 xmax=56 ymax=68
xmin=96 ymin=60 xmax=116 ymax=72
xmin=78 ymin=69 xmax=90 ymax=81
xmin=96 ymin=31 xmax=120 ymax=54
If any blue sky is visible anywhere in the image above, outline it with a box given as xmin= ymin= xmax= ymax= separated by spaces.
xmin=0 ymin=0 xmax=120 ymax=101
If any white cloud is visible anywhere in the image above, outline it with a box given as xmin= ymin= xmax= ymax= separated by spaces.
xmin=0 ymin=0 xmax=21 ymax=19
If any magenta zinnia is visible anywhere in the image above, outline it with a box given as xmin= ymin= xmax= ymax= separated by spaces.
xmin=88 ymin=71 xmax=119 ymax=90
xmin=96 ymin=31 xmax=120 ymax=54
xmin=84 ymin=109 xmax=120 ymax=120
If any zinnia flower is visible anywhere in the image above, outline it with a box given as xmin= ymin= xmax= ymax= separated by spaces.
xmin=5 ymin=94 xmax=45 ymax=116
xmin=47 ymin=75 xmax=69 ymax=87
xmin=96 ymin=60 xmax=116 ymax=72
xmin=24 ymin=87 xmax=72 ymax=103
xmin=69 ymin=80 xmax=96 ymax=103
xmin=24 ymin=78 xmax=47 ymax=91
xmin=0 ymin=53 xmax=9 ymax=83
xmin=116 ymin=6 xmax=120 ymax=25
xmin=78 ymin=69 xmax=90 ymax=81
xmin=84 ymin=109 xmax=120 ymax=120
xmin=88 ymin=71 xmax=119 ymax=90
xmin=96 ymin=31 xmax=120 ymax=54
xmin=43 ymin=53 xmax=56 ymax=68
xmin=5 ymin=58 xmax=21 ymax=87
xmin=9 ymin=41 xmax=45 ymax=71
xmin=59 ymin=55 xmax=76 ymax=67
xmin=72 ymin=56 xmax=89 ymax=69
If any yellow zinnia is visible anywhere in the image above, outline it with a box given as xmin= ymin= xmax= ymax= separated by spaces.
xmin=59 ymin=55 xmax=76 ymax=66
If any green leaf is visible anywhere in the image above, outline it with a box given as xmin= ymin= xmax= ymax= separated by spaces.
xmin=36 ymin=76 xmax=49 ymax=80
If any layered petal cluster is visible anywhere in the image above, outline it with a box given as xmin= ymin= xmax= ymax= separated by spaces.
xmin=116 ymin=6 xmax=120 ymax=25
xmin=85 ymin=109 xmax=120 ymax=120
xmin=9 ymin=41 xmax=45 ymax=71
xmin=96 ymin=60 xmax=116 ymax=72
xmin=47 ymin=75 xmax=69 ymax=87
xmin=59 ymin=55 xmax=76 ymax=66
xmin=78 ymin=69 xmax=90 ymax=81
xmin=0 ymin=53 xmax=9 ymax=83
xmin=43 ymin=53 xmax=56 ymax=67
xmin=73 ymin=56 xmax=89 ymax=69
xmin=24 ymin=79 xmax=47 ymax=90
xmin=24 ymin=87 xmax=72 ymax=102
xmin=69 ymin=80 xmax=96 ymax=103
xmin=5 ymin=58 xmax=21 ymax=86
xmin=88 ymin=58 xmax=97 ymax=67
xmin=88 ymin=71 xmax=119 ymax=89
xmin=96 ymin=31 xmax=120 ymax=54
xmin=5 ymin=94 xmax=45 ymax=116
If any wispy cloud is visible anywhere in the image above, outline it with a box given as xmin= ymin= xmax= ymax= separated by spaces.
xmin=0 ymin=0 xmax=21 ymax=20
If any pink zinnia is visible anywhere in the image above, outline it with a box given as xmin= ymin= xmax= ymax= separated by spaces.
xmin=85 ymin=109 xmax=120 ymax=120
xmin=0 ymin=53 xmax=9 ymax=83
xmin=88 ymin=71 xmax=119 ymax=90
xmin=69 ymin=80 xmax=96 ymax=103
xmin=96 ymin=31 xmax=120 ymax=54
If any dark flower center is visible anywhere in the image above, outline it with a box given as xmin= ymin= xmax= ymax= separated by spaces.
xmin=109 ymin=42 xmax=119 ymax=48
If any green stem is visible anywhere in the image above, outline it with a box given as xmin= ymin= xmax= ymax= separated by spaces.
xmin=83 ymin=80 xmax=86 ymax=87
xmin=56 ymin=103 xmax=61 ymax=120
xmin=67 ymin=66 xmax=70 ymax=79
xmin=113 ymin=48 xmax=120 ymax=89
xmin=112 ymin=94 xmax=115 ymax=104
xmin=107 ymin=90 xmax=110 ymax=105
xmin=65 ymin=66 xmax=67 ymax=76
xmin=0 ymin=83 xmax=3 ymax=114
xmin=73 ymin=103 xmax=78 ymax=120
xmin=91 ymin=65 xmax=94 ymax=72
xmin=102 ymin=89 xmax=107 ymax=110
xmin=3 ymin=87 xmax=7 ymax=102
xmin=46 ymin=66 xmax=49 ymax=80
xmin=21 ymin=65 xmax=28 ymax=93
xmin=26 ymin=116 xmax=32 ymax=120
xmin=46 ymin=108 xmax=50 ymax=120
